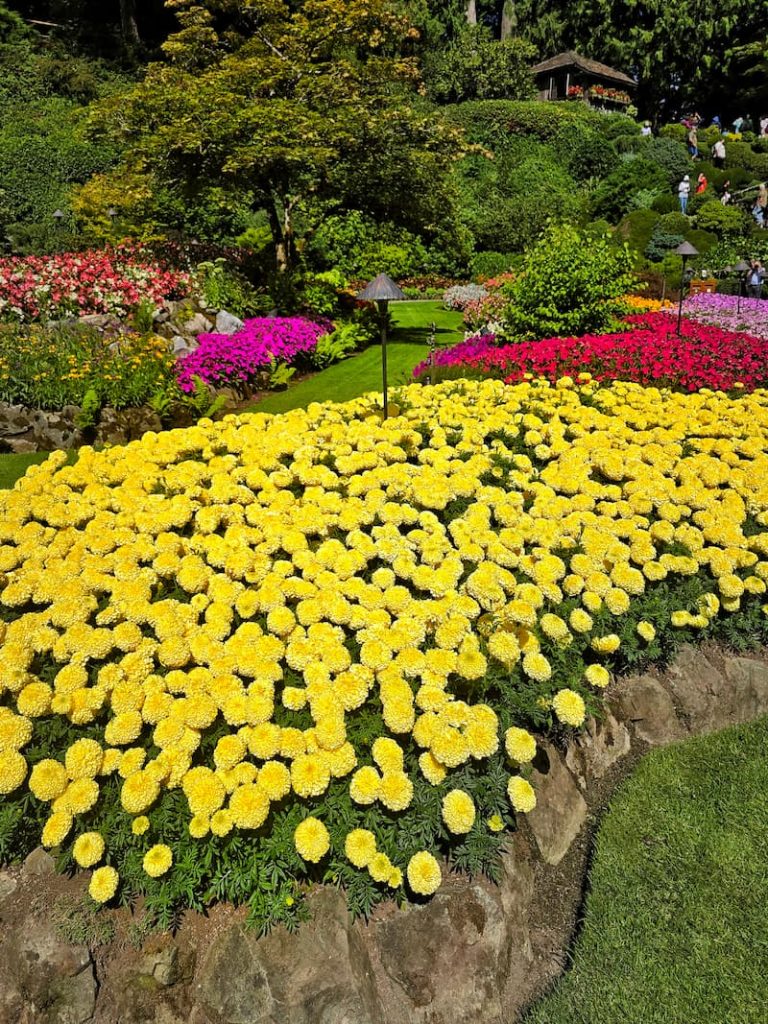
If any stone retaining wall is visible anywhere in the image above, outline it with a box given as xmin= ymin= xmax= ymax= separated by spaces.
xmin=2 ymin=643 xmax=767 ymax=1024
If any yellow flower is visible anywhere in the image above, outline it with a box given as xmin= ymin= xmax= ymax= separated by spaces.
xmin=552 ymin=688 xmax=586 ymax=727
xmin=441 ymin=789 xmax=476 ymax=834
xmin=487 ymin=813 xmax=504 ymax=832
xmin=507 ymin=776 xmax=536 ymax=813
xmin=345 ymin=828 xmax=378 ymax=868
xmin=65 ymin=738 xmax=103 ymax=780
xmin=0 ymin=750 xmax=27 ymax=794
xmin=291 ymin=754 xmax=331 ymax=799
xmin=418 ymin=750 xmax=447 ymax=785
xmin=505 ymin=727 xmax=537 ymax=763
xmin=522 ymin=651 xmax=552 ymax=682
xmin=89 ymin=865 xmax=119 ymax=903
xmin=371 ymin=737 xmax=404 ymax=774
xmin=379 ymin=771 xmax=413 ymax=811
xmin=29 ymin=759 xmax=69 ymax=802
xmin=211 ymin=809 xmax=234 ymax=837
xmin=294 ymin=816 xmax=330 ymax=863
xmin=143 ymin=843 xmax=173 ymax=878
xmin=407 ymin=851 xmax=441 ymax=896
xmin=229 ymin=783 xmax=270 ymax=829
xmin=636 ymin=620 xmax=656 ymax=642
xmin=131 ymin=815 xmax=150 ymax=836
xmin=584 ymin=664 xmax=610 ymax=689
xmin=42 ymin=809 xmax=73 ymax=848
xmin=73 ymin=832 xmax=105 ymax=868
xmin=349 ymin=765 xmax=381 ymax=805
xmin=368 ymin=851 xmax=393 ymax=883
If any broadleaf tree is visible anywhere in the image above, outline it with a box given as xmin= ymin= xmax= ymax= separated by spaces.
xmin=92 ymin=0 xmax=465 ymax=271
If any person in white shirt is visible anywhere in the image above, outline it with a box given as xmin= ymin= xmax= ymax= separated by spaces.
xmin=678 ymin=175 xmax=691 ymax=214
xmin=712 ymin=138 xmax=726 ymax=168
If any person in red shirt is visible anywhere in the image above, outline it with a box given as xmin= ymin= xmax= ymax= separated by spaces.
xmin=695 ymin=172 xmax=708 ymax=194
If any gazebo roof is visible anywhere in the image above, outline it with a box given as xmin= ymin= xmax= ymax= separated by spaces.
xmin=531 ymin=50 xmax=636 ymax=88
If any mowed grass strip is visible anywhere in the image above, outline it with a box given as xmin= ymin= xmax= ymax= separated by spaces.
xmin=525 ymin=715 xmax=768 ymax=1024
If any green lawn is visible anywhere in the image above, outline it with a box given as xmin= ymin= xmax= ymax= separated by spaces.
xmin=0 ymin=450 xmax=53 ymax=490
xmin=525 ymin=716 xmax=768 ymax=1024
xmin=247 ymin=300 xmax=463 ymax=415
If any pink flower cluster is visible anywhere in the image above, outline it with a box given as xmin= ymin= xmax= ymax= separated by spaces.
xmin=177 ymin=317 xmax=330 ymax=393
xmin=682 ymin=294 xmax=768 ymax=340
xmin=413 ymin=313 xmax=768 ymax=392
xmin=0 ymin=246 xmax=191 ymax=321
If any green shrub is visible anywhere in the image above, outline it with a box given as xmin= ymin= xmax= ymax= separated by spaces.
xmin=553 ymin=122 xmax=619 ymax=181
xmin=499 ymin=224 xmax=636 ymax=341
xmin=306 ymin=211 xmax=429 ymax=280
xmin=422 ymin=28 xmax=535 ymax=104
xmin=470 ymin=251 xmax=513 ymax=280
xmin=615 ymin=209 xmax=660 ymax=254
xmin=651 ymin=193 xmax=680 ymax=214
xmin=696 ymin=200 xmax=750 ymax=234
xmin=658 ymin=212 xmax=690 ymax=235
xmin=197 ymin=259 xmax=261 ymax=318
xmin=645 ymin=227 xmax=685 ymax=262
xmin=684 ymin=228 xmax=717 ymax=254
xmin=643 ymin=136 xmax=692 ymax=187
xmin=592 ymin=157 xmax=669 ymax=221
xmin=444 ymin=99 xmax=607 ymax=148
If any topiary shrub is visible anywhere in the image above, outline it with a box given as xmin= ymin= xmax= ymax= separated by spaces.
xmin=643 ymin=136 xmax=692 ymax=187
xmin=592 ymin=157 xmax=669 ymax=221
xmin=696 ymin=200 xmax=750 ymax=234
xmin=658 ymin=212 xmax=691 ymax=235
xmin=645 ymin=227 xmax=685 ymax=262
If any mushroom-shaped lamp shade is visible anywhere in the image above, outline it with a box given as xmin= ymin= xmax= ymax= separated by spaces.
xmin=674 ymin=241 xmax=699 ymax=258
xmin=357 ymin=274 xmax=406 ymax=303
xmin=734 ymin=260 xmax=750 ymax=274
xmin=52 ymin=209 xmax=65 ymax=222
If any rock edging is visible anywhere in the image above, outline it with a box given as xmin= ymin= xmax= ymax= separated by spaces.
xmin=1 ymin=643 xmax=767 ymax=1024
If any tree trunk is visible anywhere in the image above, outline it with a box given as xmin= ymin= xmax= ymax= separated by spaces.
xmin=465 ymin=0 xmax=477 ymax=26
xmin=500 ymin=0 xmax=517 ymax=39
xmin=268 ymin=198 xmax=296 ymax=274
xmin=119 ymin=0 xmax=141 ymax=48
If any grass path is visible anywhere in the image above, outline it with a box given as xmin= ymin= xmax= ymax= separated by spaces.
xmin=247 ymin=300 xmax=463 ymax=415
xmin=525 ymin=715 xmax=768 ymax=1024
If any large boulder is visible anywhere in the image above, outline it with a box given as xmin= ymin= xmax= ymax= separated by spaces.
xmin=215 ymin=311 xmax=244 ymax=335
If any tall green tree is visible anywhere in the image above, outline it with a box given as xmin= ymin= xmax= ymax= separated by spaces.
xmin=515 ymin=0 xmax=764 ymax=119
xmin=91 ymin=0 xmax=463 ymax=270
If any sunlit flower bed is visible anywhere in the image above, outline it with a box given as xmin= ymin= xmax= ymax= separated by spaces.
xmin=0 ymin=245 xmax=191 ymax=321
xmin=176 ymin=317 xmax=330 ymax=394
xmin=1 ymin=378 xmax=768 ymax=929
xmin=414 ymin=313 xmax=768 ymax=393
xmin=682 ymin=294 xmax=768 ymax=340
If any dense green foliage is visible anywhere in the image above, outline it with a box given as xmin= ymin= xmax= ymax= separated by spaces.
xmin=526 ymin=715 xmax=768 ymax=1024
xmin=499 ymin=224 xmax=636 ymax=340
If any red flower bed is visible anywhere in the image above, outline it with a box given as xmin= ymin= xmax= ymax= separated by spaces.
xmin=415 ymin=313 xmax=768 ymax=393
xmin=0 ymin=245 xmax=191 ymax=321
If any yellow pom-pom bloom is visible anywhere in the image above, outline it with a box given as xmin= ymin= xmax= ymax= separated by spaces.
xmin=349 ymin=765 xmax=381 ymax=805
xmin=585 ymin=664 xmax=610 ymax=689
xmin=229 ymin=783 xmax=270 ymax=829
xmin=505 ymin=727 xmax=537 ymax=764
xmin=73 ymin=832 xmax=105 ymax=868
xmin=65 ymin=738 xmax=103 ymax=780
xmin=29 ymin=759 xmax=68 ymax=802
xmin=368 ymin=852 xmax=393 ymax=883
xmin=131 ymin=816 xmax=150 ymax=836
xmin=507 ymin=776 xmax=537 ymax=813
xmin=42 ymin=809 xmax=73 ymax=848
xmin=294 ymin=816 xmax=330 ymax=863
xmin=407 ymin=851 xmax=441 ymax=896
xmin=371 ymin=737 xmax=404 ymax=774
xmin=0 ymin=750 xmax=27 ymax=794
xmin=89 ymin=866 xmax=119 ymax=904
xmin=418 ymin=751 xmax=447 ymax=786
xmin=143 ymin=843 xmax=173 ymax=878
xmin=636 ymin=620 xmax=656 ymax=642
xmin=441 ymin=789 xmax=476 ymax=834
xmin=552 ymin=688 xmax=586 ymax=727
xmin=345 ymin=828 xmax=377 ymax=868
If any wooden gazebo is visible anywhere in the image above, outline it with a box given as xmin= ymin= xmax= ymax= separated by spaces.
xmin=531 ymin=51 xmax=636 ymax=107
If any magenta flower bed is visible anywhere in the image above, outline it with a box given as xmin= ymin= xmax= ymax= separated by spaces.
xmin=682 ymin=294 xmax=768 ymax=339
xmin=413 ymin=313 xmax=768 ymax=392
xmin=176 ymin=316 xmax=330 ymax=393
xmin=0 ymin=245 xmax=190 ymax=321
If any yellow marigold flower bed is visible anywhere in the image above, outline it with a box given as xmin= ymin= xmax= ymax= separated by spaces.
xmin=1 ymin=377 xmax=768 ymax=927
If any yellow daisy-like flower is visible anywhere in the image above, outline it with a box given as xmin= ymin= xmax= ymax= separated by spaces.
xmin=487 ymin=813 xmax=505 ymax=832
xmin=406 ymin=851 xmax=441 ymax=896
xmin=29 ymin=759 xmax=68 ymax=802
xmin=636 ymin=620 xmax=656 ymax=642
xmin=349 ymin=765 xmax=381 ymax=805
xmin=368 ymin=851 xmax=393 ymax=883
xmin=0 ymin=750 xmax=27 ymax=794
xmin=294 ymin=816 xmax=330 ymax=863
xmin=131 ymin=815 xmax=150 ymax=836
xmin=143 ymin=843 xmax=173 ymax=878
xmin=522 ymin=652 xmax=552 ymax=682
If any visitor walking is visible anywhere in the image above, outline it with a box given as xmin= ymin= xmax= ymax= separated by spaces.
xmin=754 ymin=182 xmax=768 ymax=228
xmin=678 ymin=175 xmax=691 ymax=214
xmin=746 ymin=260 xmax=765 ymax=299
xmin=696 ymin=172 xmax=708 ymax=194
xmin=733 ymin=115 xmax=744 ymax=133
xmin=641 ymin=121 xmax=652 ymax=137
xmin=712 ymin=138 xmax=726 ymax=168
xmin=721 ymin=182 xmax=732 ymax=205
xmin=687 ymin=125 xmax=699 ymax=158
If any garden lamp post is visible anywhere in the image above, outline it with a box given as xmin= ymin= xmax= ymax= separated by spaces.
xmin=734 ymin=260 xmax=750 ymax=314
xmin=52 ymin=209 xmax=65 ymax=229
xmin=107 ymin=207 xmax=118 ymax=223
xmin=675 ymin=241 xmax=699 ymax=335
xmin=357 ymin=273 xmax=406 ymax=418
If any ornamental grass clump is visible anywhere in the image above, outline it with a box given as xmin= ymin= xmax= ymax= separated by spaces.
xmin=1 ymin=377 xmax=768 ymax=929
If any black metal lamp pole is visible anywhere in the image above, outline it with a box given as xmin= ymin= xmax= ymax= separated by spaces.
xmin=675 ymin=241 xmax=699 ymax=335
xmin=734 ymin=260 xmax=750 ymax=314
xmin=357 ymin=274 xmax=406 ymax=420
